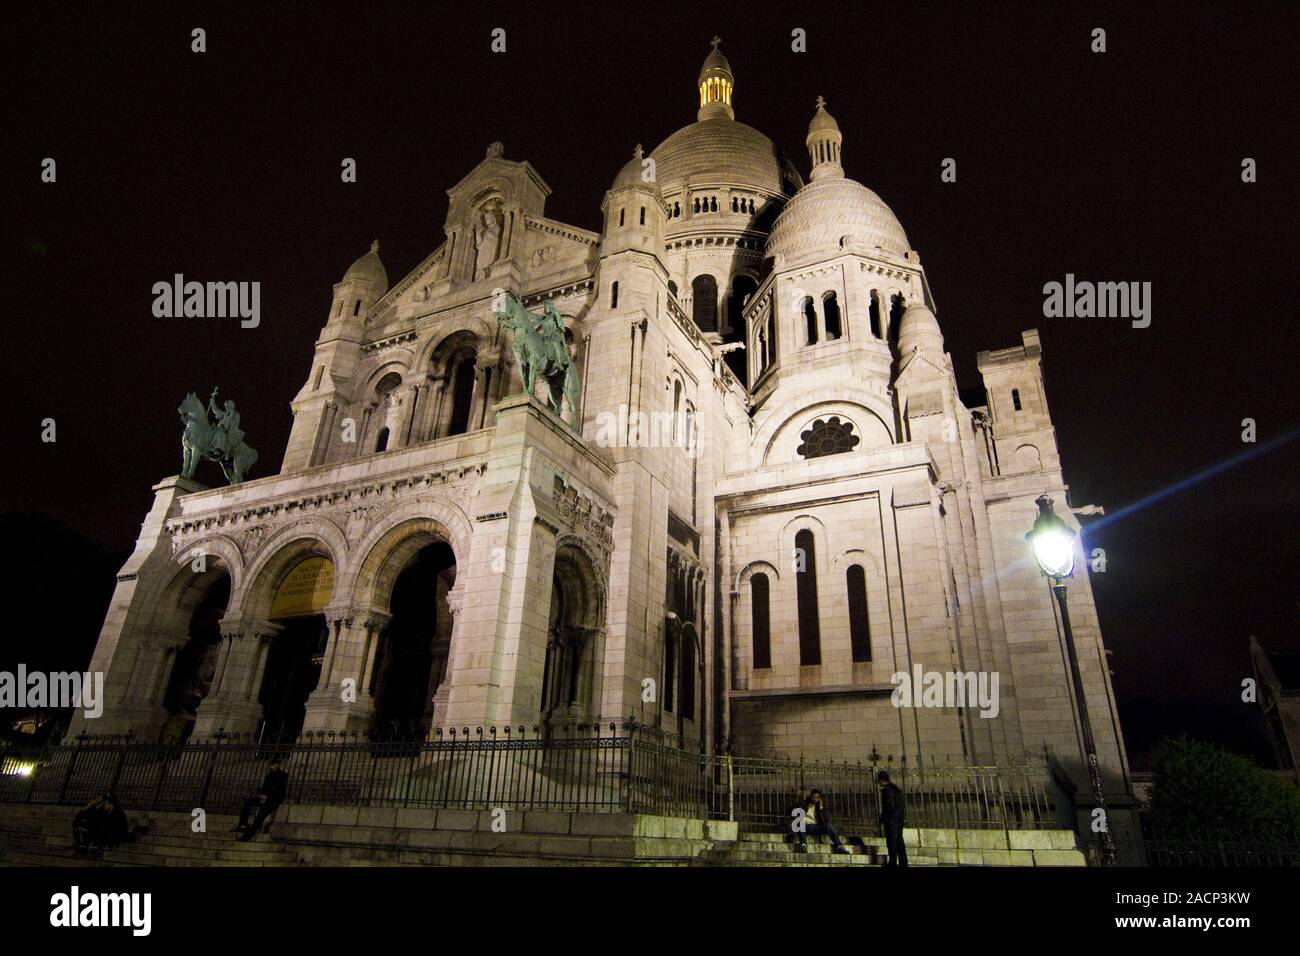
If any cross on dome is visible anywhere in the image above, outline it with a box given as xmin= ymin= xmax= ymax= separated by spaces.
xmin=711 ymin=36 xmax=721 ymax=50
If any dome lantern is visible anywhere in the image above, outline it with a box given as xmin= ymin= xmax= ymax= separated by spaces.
xmin=697 ymin=37 xmax=734 ymax=122
xmin=806 ymin=96 xmax=844 ymax=181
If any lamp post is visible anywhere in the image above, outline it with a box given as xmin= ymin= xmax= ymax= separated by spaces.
xmin=1026 ymin=494 xmax=1117 ymax=865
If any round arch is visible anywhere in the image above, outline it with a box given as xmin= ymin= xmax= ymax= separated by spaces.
xmin=752 ymin=386 xmax=895 ymax=453
xmin=228 ymin=518 xmax=348 ymax=622
xmin=340 ymin=497 xmax=473 ymax=611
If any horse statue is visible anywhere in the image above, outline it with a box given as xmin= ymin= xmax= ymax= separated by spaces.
xmin=493 ymin=292 xmax=580 ymax=429
xmin=178 ymin=389 xmax=259 ymax=485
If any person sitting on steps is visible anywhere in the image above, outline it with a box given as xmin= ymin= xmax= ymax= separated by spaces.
xmin=794 ymin=788 xmax=850 ymax=855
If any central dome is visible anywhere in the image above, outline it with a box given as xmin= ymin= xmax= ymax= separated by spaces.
xmin=650 ymin=119 xmax=803 ymax=197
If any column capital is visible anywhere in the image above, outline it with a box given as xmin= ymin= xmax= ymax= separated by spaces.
xmin=219 ymin=617 xmax=283 ymax=642
xmin=361 ymin=608 xmax=392 ymax=632
xmin=324 ymin=604 xmax=356 ymax=629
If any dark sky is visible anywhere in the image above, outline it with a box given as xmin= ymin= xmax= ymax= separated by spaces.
xmin=4 ymin=2 xmax=1298 ymax=768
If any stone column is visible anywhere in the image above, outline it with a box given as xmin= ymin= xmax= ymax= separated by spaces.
xmin=400 ymin=383 xmax=424 ymax=447
xmin=192 ymin=618 xmax=281 ymax=739
xmin=429 ymin=585 xmax=463 ymax=728
xmin=302 ymin=607 xmax=389 ymax=734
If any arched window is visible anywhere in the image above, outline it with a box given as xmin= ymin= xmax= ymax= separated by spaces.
xmin=672 ymin=380 xmax=683 ymax=442
xmin=823 ymin=292 xmax=842 ymax=340
xmin=802 ymin=296 xmax=818 ymax=345
xmin=446 ymin=354 xmax=477 ymax=436
xmin=680 ymin=632 xmax=696 ymax=720
xmin=795 ymin=529 xmax=821 ymax=665
xmin=664 ymin=632 xmax=676 ymax=713
xmin=691 ymin=275 xmax=718 ymax=332
xmin=639 ymin=206 xmax=646 ymax=225
xmin=619 ymin=208 xmax=625 ymax=227
xmin=751 ymin=573 xmax=771 ymax=669
xmin=610 ymin=281 xmax=619 ymax=309
xmin=668 ymin=280 xmax=678 ymax=300
xmin=353 ymin=299 xmax=362 ymax=316
xmin=727 ymin=275 xmax=758 ymax=337
xmin=374 ymin=427 xmax=390 ymax=453
xmin=767 ymin=314 xmax=777 ymax=365
xmin=847 ymin=565 xmax=871 ymax=662
xmin=869 ymin=294 xmax=881 ymax=338
xmin=797 ymin=416 xmax=861 ymax=459
xmin=889 ymin=294 xmax=905 ymax=347
xmin=1012 ymin=388 xmax=1022 ymax=411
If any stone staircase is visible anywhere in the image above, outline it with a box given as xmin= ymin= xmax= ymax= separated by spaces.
xmin=0 ymin=803 xmax=1084 ymax=867
xmin=693 ymin=828 xmax=940 ymax=866
xmin=0 ymin=803 xmax=303 ymax=867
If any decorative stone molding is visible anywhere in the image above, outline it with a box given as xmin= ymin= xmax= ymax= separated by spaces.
xmin=551 ymin=477 xmax=615 ymax=553
xmin=164 ymin=461 xmax=488 ymax=551
xmin=362 ymin=330 xmax=419 ymax=354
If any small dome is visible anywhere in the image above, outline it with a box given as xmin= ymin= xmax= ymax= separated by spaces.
xmin=897 ymin=301 xmax=945 ymax=355
xmin=808 ymin=96 xmax=841 ymax=137
xmin=612 ymin=144 xmax=654 ymax=191
xmin=766 ymin=177 xmax=910 ymax=265
xmin=698 ymin=40 xmax=733 ymax=83
xmin=343 ymin=239 xmax=388 ymax=292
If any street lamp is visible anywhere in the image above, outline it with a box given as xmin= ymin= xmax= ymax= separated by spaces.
xmin=1026 ymin=494 xmax=1118 ymax=865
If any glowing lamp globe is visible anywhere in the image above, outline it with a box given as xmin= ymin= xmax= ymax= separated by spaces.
xmin=1026 ymin=495 xmax=1076 ymax=579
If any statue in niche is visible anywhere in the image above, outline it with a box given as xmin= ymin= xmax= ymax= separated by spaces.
xmin=473 ymin=200 xmax=504 ymax=279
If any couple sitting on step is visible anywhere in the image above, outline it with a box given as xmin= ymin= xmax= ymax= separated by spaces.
xmin=788 ymin=788 xmax=850 ymax=855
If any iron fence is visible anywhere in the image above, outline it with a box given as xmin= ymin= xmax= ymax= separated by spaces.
xmin=0 ymin=726 xmax=1051 ymax=836
xmin=1088 ymin=836 xmax=1300 ymax=867
xmin=726 ymin=752 xmax=1056 ymax=837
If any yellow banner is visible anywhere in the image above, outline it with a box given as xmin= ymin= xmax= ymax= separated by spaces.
xmin=270 ymin=557 xmax=335 ymax=618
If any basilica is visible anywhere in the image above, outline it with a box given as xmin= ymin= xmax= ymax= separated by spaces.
xmin=75 ymin=40 xmax=1132 ymax=798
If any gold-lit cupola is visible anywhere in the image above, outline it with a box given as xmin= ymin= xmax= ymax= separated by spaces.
xmin=697 ymin=36 xmax=735 ymax=121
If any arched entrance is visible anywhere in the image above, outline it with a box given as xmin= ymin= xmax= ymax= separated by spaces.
xmin=259 ymin=555 xmax=334 ymax=741
xmin=540 ymin=544 xmax=604 ymax=726
xmin=160 ymin=574 xmax=230 ymax=742
xmin=370 ymin=541 xmax=456 ymax=738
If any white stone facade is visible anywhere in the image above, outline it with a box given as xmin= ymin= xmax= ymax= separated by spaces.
xmin=76 ymin=42 xmax=1131 ymax=799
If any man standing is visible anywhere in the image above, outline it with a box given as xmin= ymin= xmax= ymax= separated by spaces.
xmin=237 ymin=758 xmax=289 ymax=841
xmin=878 ymin=771 xmax=908 ymax=867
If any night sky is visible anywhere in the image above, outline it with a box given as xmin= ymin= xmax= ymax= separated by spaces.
xmin=4 ymin=3 xmax=1297 ymax=768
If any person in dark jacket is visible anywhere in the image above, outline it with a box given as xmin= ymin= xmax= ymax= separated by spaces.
xmin=878 ymin=771 xmax=908 ymax=867
xmin=237 ymin=758 xmax=289 ymax=840
xmin=795 ymin=788 xmax=850 ymax=854
xmin=72 ymin=794 xmax=107 ymax=854
xmin=96 ymin=794 xmax=130 ymax=850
